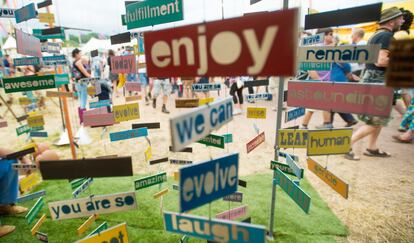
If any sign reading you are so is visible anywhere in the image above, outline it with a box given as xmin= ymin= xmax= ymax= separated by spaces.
xmin=144 ymin=8 xmax=298 ymax=77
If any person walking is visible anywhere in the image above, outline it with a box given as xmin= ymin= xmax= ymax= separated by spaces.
xmin=152 ymin=77 xmax=171 ymax=114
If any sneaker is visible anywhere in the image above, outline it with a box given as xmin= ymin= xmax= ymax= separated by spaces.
xmin=316 ymin=123 xmax=334 ymax=129
xmin=148 ymin=92 xmax=152 ymax=99
xmin=162 ymin=105 xmax=170 ymax=114
xmin=232 ymin=109 xmax=242 ymax=116
xmin=0 ymin=205 xmax=28 ymax=215
xmin=345 ymin=151 xmax=360 ymax=161
xmin=152 ymin=98 xmax=156 ymax=109
xmin=145 ymin=97 xmax=149 ymax=105
xmin=0 ymin=225 xmax=15 ymax=238
xmin=300 ymin=125 xmax=308 ymax=129
xmin=345 ymin=120 xmax=358 ymax=127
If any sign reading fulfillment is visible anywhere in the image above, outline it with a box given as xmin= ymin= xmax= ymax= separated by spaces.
xmin=48 ymin=192 xmax=137 ymax=220
xmin=307 ymin=158 xmax=349 ymax=199
xmin=125 ymin=0 xmax=184 ymax=29
xmin=135 ymin=172 xmax=167 ymax=190
xmin=287 ymin=81 xmax=394 ymax=117
xmin=386 ymin=39 xmax=414 ymax=88
xmin=307 ymin=129 xmax=352 ymax=156
xmin=163 ymin=211 xmax=266 ymax=243
xmin=3 ymin=75 xmax=55 ymax=93
xmin=246 ymin=132 xmax=265 ymax=153
xmin=179 ymin=153 xmax=239 ymax=212
xmin=113 ymin=103 xmax=140 ymax=122
xmin=144 ymin=9 xmax=298 ymax=77
xmin=110 ymin=55 xmax=136 ymax=74
xmin=15 ymin=29 xmax=42 ymax=57
xmin=170 ymin=97 xmax=233 ymax=152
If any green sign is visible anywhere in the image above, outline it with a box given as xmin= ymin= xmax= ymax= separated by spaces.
xmin=31 ymin=126 xmax=44 ymax=132
xmin=134 ymin=172 xmax=167 ymax=190
xmin=87 ymin=221 xmax=108 ymax=237
xmin=274 ymin=168 xmax=311 ymax=213
xmin=299 ymin=62 xmax=331 ymax=71
xmin=70 ymin=178 xmax=87 ymax=190
xmin=55 ymin=74 xmax=70 ymax=86
xmin=33 ymin=28 xmax=65 ymax=40
xmin=270 ymin=161 xmax=303 ymax=178
xmin=25 ymin=197 xmax=44 ymax=224
xmin=125 ymin=0 xmax=184 ymax=29
xmin=121 ymin=14 xmax=126 ymax=26
xmin=223 ymin=134 xmax=233 ymax=143
xmin=197 ymin=134 xmax=225 ymax=149
xmin=16 ymin=125 xmax=31 ymax=136
xmin=3 ymin=75 xmax=56 ymax=93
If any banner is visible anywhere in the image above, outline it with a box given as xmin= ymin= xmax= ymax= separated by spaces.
xmin=307 ymin=129 xmax=352 ymax=156
xmin=144 ymin=9 xmax=298 ymax=77
xmin=16 ymin=29 xmax=42 ymax=57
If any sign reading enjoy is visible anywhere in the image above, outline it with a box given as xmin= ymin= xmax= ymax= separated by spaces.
xmin=48 ymin=191 xmax=137 ymax=220
xmin=170 ymin=97 xmax=233 ymax=152
xmin=298 ymin=45 xmax=380 ymax=63
xmin=110 ymin=55 xmax=136 ymax=74
xmin=125 ymin=0 xmax=184 ymax=29
xmin=144 ymin=8 xmax=298 ymax=77
xmin=179 ymin=153 xmax=239 ymax=212
xmin=287 ymin=81 xmax=394 ymax=117
xmin=3 ymin=75 xmax=55 ymax=93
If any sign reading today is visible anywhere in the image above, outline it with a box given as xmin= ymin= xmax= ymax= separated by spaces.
xmin=3 ymin=75 xmax=56 ymax=93
xmin=307 ymin=129 xmax=352 ymax=156
xmin=76 ymin=222 xmax=129 ymax=243
xmin=287 ymin=81 xmax=394 ymax=117
xmin=125 ymin=0 xmax=184 ymax=29
xmin=164 ymin=212 xmax=265 ymax=243
xmin=298 ymin=45 xmax=380 ymax=63
xmin=144 ymin=8 xmax=298 ymax=77
xmin=48 ymin=192 xmax=137 ymax=220
xmin=179 ymin=153 xmax=239 ymax=212
xmin=16 ymin=29 xmax=42 ymax=57
xmin=110 ymin=55 xmax=136 ymax=74
xmin=386 ymin=39 xmax=414 ymax=88
xmin=170 ymin=97 xmax=233 ymax=152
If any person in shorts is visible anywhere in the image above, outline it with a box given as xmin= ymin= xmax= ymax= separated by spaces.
xmin=152 ymin=77 xmax=171 ymax=114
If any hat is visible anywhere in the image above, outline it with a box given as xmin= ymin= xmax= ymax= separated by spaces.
xmin=379 ymin=7 xmax=403 ymax=24
xmin=316 ymin=27 xmax=333 ymax=34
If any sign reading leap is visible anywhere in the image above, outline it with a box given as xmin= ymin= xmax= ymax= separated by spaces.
xmin=298 ymin=45 xmax=380 ymax=63
xmin=307 ymin=129 xmax=352 ymax=156
xmin=144 ymin=8 xmax=298 ymax=77
xmin=170 ymin=97 xmax=233 ymax=152
xmin=179 ymin=153 xmax=239 ymax=212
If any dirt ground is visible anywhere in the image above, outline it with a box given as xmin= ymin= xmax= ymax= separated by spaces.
xmin=0 ymin=81 xmax=413 ymax=242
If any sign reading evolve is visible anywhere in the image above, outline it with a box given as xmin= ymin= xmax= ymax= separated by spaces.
xmin=287 ymin=81 xmax=394 ymax=117
xmin=3 ymin=75 xmax=55 ymax=93
xmin=307 ymin=129 xmax=352 ymax=156
xmin=125 ymin=0 xmax=184 ymax=29
xmin=16 ymin=29 xmax=42 ymax=57
xmin=298 ymin=45 xmax=380 ymax=64
xmin=113 ymin=103 xmax=140 ymax=122
xmin=144 ymin=8 xmax=298 ymax=77
xmin=179 ymin=153 xmax=239 ymax=212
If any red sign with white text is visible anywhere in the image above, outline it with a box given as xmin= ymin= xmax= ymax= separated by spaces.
xmin=246 ymin=132 xmax=265 ymax=153
xmin=144 ymin=9 xmax=298 ymax=77
xmin=110 ymin=55 xmax=136 ymax=74
xmin=287 ymin=81 xmax=394 ymax=117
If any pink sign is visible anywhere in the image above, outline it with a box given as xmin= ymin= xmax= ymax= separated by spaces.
xmin=110 ymin=55 xmax=136 ymax=74
xmin=83 ymin=113 xmax=114 ymax=127
xmin=216 ymin=205 xmax=248 ymax=221
xmin=246 ymin=132 xmax=265 ymax=154
xmin=0 ymin=120 xmax=7 ymax=128
xmin=287 ymin=81 xmax=394 ymax=117
xmin=16 ymin=29 xmax=42 ymax=57
xmin=83 ymin=107 xmax=108 ymax=116
xmin=125 ymin=82 xmax=141 ymax=92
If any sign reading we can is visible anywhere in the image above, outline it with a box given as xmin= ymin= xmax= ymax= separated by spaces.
xmin=110 ymin=55 xmax=136 ymax=74
xmin=3 ymin=75 xmax=55 ymax=93
xmin=307 ymin=129 xmax=352 ymax=156
xmin=144 ymin=8 xmax=298 ymax=77
xmin=298 ymin=45 xmax=380 ymax=63
xmin=113 ymin=103 xmax=140 ymax=122
xmin=16 ymin=29 xmax=42 ymax=57
xmin=125 ymin=0 xmax=184 ymax=29
xmin=247 ymin=107 xmax=266 ymax=119
xmin=287 ymin=81 xmax=394 ymax=117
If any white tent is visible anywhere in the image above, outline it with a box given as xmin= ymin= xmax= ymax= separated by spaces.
xmin=81 ymin=37 xmax=137 ymax=54
xmin=2 ymin=36 xmax=16 ymax=50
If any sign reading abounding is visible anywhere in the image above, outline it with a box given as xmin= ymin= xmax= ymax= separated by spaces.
xmin=197 ymin=134 xmax=225 ymax=149
xmin=179 ymin=153 xmax=239 ymax=212
xmin=48 ymin=192 xmax=137 ymax=220
xmin=307 ymin=128 xmax=352 ymax=156
xmin=246 ymin=107 xmax=266 ymax=119
xmin=16 ymin=29 xmax=42 ymax=57
xmin=216 ymin=205 xmax=247 ymax=221
xmin=3 ymin=75 xmax=55 ymax=93
xmin=246 ymin=132 xmax=265 ymax=153
xmin=164 ymin=211 xmax=266 ymax=243
xmin=109 ymin=128 xmax=148 ymax=142
xmin=307 ymin=158 xmax=349 ymax=199
xmin=278 ymin=129 xmax=308 ymax=148
xmin=135 ymin=172 xmax=167 ymax=190
xmin=386 ymin=39 xmax=414 ymax=88
xmin=298 ymin=45 xmax=380 ymax=64
xmin=126 ymin=0 xmax=184 ymax=29
xmin=274 ymin=168 xmax=311 ymax=213
xmin=170 ymin=97 xmax=233 ymax=152
xmin=287 ymin=81 xmax=394 ymax=117
xmin=77 ymin=222 xmax=129 ymax=243
xmin=110 ymin=55 xmax=136 ymax=74
xmin=145 ymin=8 xmax=298 ymax=77
xmin=113 ymin=103 xmax=140 ymax=122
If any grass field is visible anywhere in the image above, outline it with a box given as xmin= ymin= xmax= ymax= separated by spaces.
xmin=1 ymin=172 xmax=347 ymax=242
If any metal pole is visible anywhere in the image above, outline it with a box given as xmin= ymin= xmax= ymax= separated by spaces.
xmin=268 ymin=0 xmax=288 ymax=239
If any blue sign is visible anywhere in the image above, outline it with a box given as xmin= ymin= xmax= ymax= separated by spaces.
xmin=14 ymin=57 xmax=40 ymax=66
xmin=164 ymin=211 xmax=266 ymax=243
xmin=42 ymin=55 xmax=67 ymax=65
xmin=285 ymin=107 xmax=305 ymax=122
xmin=54 ymin=74 xmax=70 ymax=86
xmin=30 ymin=131 xmax=48 ymax=137
xmin=286 ymin=154 xmax=303 ymax=180
xmin=278 ymin=150 xmax=299 ymax=162
xmin=179 ymin=153 xmax=239 ymax=212
xmin=17 ymin=190 xmax=46 ymax=203
xmin=90 ymin=99 xmax=111 ymax=109
xmin=109 ymin=128 xmax=148 ymax=142
xmin=15 ymin=3 xmax=36 ymax=23
xmin=301 ymin=33 xmax=324 ymax=46
xmin=245 ymin=93 xmax=272 ymax=102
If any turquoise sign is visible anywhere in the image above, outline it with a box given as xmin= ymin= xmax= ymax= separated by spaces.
xmin=54 ymin=74 xmax=70 ymax=86
xmin=286 ymin=154 xmax=303 ymax=180
xmin=299 ymin=62 xmax=331 ymax=71
xmin=15 ymin=3 xmax=36 ymax=23
xmin=90 ymin=99 xmax=111 ymax=109
xmin=14 ymin=57 xmax=40 ymax=66
xmin=125 ymin=0 xmax=184 ymax=29
xmin=109 ymin=128 xmax=148 ymax=142
xmin=33 ymin=28 xmax=65 ymax=40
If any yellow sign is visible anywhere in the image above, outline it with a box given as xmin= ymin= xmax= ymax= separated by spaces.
xmin=307 ymin=129 xmax=352 ymax=156
xmin=125 ymin=95 xmax=141 ymax=102
xmin=247 ymin=107 xmax=267 ymax=119
xmin=144 ymin=146 xmax=152 ymax=161
xmin=117 ymin=74 xmax=126 ymax=89
xmin=173 ymin=171 xmax=179 ymax=181
xmin=20 ymin=172 xmax=42 ymax=193
xmin=31 ymin=214 xmax=47 ymax=235
xmin=278 ymin=129 xmax=308 ymax=148
xmin=22 ymin=143 xmax=38 ymax=153
xmin=113 ymin=103 xmax=140 ymax=122
xmin=27 ymin=115 xmax=45 ymax=128
xmin=153 ymin=188 xmax=169 ymax=199
xmin=77 ymin=214 xmax=99 ymax=235
xmin=38 ymin=13 xmax=55 ymax=23
xmin=199 ymin=97 xmax=214 ymax=106
xmin=87 ymin=86 xmax=96 ymax=96
xmin=19 ymin=97 xmax=32 ymax=105
xmin=133 ymin=44 xmax=139 ymax=55
xmin=307 ymin=158 xmax=349 ymax=199
xmin=76 ymin=222 xmax=129 ymax=243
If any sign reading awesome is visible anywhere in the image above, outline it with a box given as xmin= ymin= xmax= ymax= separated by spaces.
xmin=287 ymin=81 xmax=394 ymax=117
xmin=170 ymin=97 xmax=233 ymax=152
xmin=3 ymin=75 xmax=55 ymax=93
xmin=298 ymin=45 xmax=380 ymax=63
xmin=144 ymin=8 xmax=298 ymax=77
